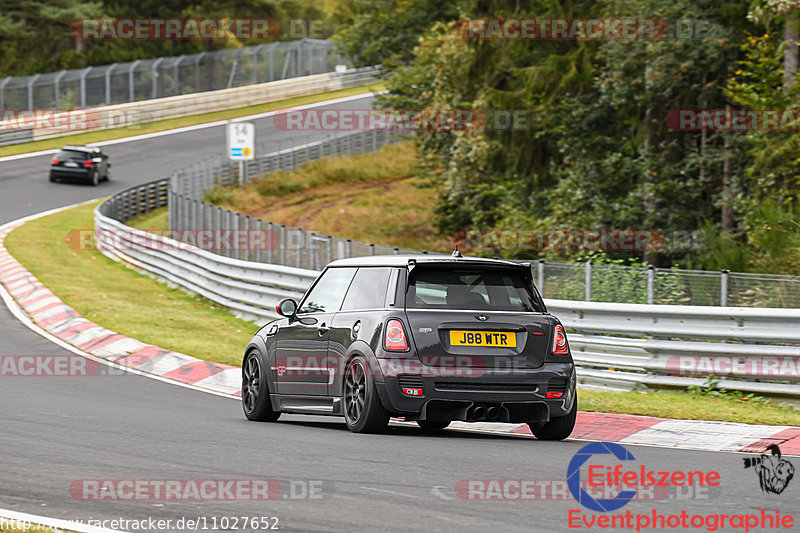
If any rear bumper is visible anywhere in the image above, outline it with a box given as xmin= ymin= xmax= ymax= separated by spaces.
xmin=50 ymin=167 xmax=91 ymax=180
xmin=374 ymin=360 xmax=576 ymax=424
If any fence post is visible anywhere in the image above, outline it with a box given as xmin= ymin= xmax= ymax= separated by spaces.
xmin=309 ymin=233 xmax=316 ymax=270
xmin=80 ymin=67 xmax=92 ymax=108
xmin=721 ymin=269 xmax=729 ymax=306
xmin=128 ymin=60 xmax=141 ymax=102
xmin=585 ymin=261 xmax=592 ymax=302
xmin=280 ymin=225 xmax=286 ymax=266
xmin=537 ymin=259 xmax=545 ymax=295
xmin=296 ymin=230 xmax=303 ymax=268
xmin=168 ymin=190 xmax=174 ymax=231
xmin=27 ymin=74 xmax=40 ymax=110
xmin=369 ymin=244 xmax=375 ymax=256
xmin=647 ymin=265 xmax=655 ymax=305
xmin=346 ymin=239 xmax=352 ymax=259
xmin=266 ymin=221 xmax=273 ymax=264
xmin=152 ymin=57 xmax=164 ymax=99
xmin=228 ymin=209 xmax=235 ymax=258
xmin=327 ymin=236 xmax=333 ymax=264
xmin=105 ymin=64 xmax=116 ymax=105
xmin=54 ymin=70 xmax=67 ymax=111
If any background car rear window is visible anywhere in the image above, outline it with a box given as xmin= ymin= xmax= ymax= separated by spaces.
xmin=407 ymin=267 xmax=542 ymax=312
xmin=341 ymin=267 xmax=392 ymax=310
xmin=56 ymin=150 xmax=88 ymax=160
xmin=298 ymin=267 xmax=357 ymax=314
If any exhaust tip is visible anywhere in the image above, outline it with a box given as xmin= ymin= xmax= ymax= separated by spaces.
xmin=471 ymin=405 xmax=486 ymax=420
xmin=486 ymin=406 xmax=500 ymax=420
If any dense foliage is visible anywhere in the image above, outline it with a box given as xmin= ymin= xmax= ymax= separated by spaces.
xmin=0 ymin=0 xmax=327 ymax=75
xmin=334 ymin=0 xmax=800 ymax=273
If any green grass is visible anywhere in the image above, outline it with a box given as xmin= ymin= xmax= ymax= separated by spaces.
xmin=0 ymin=83 xmax=384 ymax=158
xmin=201 ymin=141 xmax=454 ymax=251
xmin=128 ymin=206 xmax=169 ymax=232
xmin=5 ymin=202 xmax=254 ymax=366
xmin=580 ymin=389 xmax=800 ymax=425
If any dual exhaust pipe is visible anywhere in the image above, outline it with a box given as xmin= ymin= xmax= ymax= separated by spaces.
xmin=469 ymin=404 xmax=501 ymax=421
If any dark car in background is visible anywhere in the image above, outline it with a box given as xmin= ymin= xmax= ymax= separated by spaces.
xmin=49 ymin=145 xmax=110 ymax=186
xmin=242 ymin=254 xmax=577 ymax=440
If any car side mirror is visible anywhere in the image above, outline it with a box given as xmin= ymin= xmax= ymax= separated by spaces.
xmin=276 ymin=298 xmax=298 ymax=318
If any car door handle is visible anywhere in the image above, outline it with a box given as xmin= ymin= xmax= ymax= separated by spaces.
xmin=318 ymin=326 xmax=330 ymax=336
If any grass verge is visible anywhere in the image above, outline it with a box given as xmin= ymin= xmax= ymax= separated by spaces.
xmin=200 ymin=141 xmax=452 ymax=251
xmin=5 ymin=202 xmax=254 ymax=366
xmin=0 ymin=82 xmax=384 ymax=158
xmin=580 ymin=388 xmax=800 ymax=425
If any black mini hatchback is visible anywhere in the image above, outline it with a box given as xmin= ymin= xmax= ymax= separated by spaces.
xmin=242 ymin=254 xmax=576 ymax=439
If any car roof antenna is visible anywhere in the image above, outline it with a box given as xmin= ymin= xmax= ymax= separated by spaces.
xmin=452 ymin=245 xmax=463 ymax=258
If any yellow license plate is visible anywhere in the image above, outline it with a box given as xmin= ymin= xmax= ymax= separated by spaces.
xmin=449 ymin=330 xmax=516 ymax=348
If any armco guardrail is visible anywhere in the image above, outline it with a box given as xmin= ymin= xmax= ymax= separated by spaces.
xmin=3 ymin=67 xmax=379 ymax=144
xmin=95 ymin=182 xmax=800 ymax=396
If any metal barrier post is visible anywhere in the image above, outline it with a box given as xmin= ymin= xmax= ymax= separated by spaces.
xmin=721 ymin=269 xmax=729 ymax=307
xmin=647 ymin=266 xmax=655 ymax=304
xmin=585 ymin=261 xmax=592 ymax=302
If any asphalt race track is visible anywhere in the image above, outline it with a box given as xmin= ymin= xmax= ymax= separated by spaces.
xmin=0 ymin=95 xmax=794 ymax=532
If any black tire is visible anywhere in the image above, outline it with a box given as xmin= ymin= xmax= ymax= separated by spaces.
xmin=242 ymin=350 xmax=281 ymax=422
xmin=417 ymin=419 xmax=450 ymax=432
xmin=90 ymin=169 xmax=99 ymax=186
xmin=104 ymin=169 xmax=110 ymax=182
xmin=530 ymin=394 xmax=577 ymax=441
xmin=343 ymin=355 xmax=390 ymax=434
xmin=49 ymin=174 xmax=56 ymax=182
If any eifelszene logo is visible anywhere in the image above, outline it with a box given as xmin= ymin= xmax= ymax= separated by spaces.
xmin=743 ymin=444 xmax=795 ymax=495
xmin=567 ymin=441 xmax=721 ymax=513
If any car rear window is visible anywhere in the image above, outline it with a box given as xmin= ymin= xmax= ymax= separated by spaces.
xmin=56 ymin=149 xmax=89 ymax=160
xmin=407 ymin=267 xmax=543 ymax=312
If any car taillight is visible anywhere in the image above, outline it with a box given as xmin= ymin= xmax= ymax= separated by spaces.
xmin=50 ymin=157 xmax=59 ymax=165
xmin=552 ymin=324 xmax=569 ymax=355
xmin=402 ymin=387 xmax=423 ymax=397
xmin=546 ymin=391 xmax=564 ymax=399
xmin=83 ymin=160 xmax=93 ymax=167
xmin=384 ymin=319 xmax=408 ymax=351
